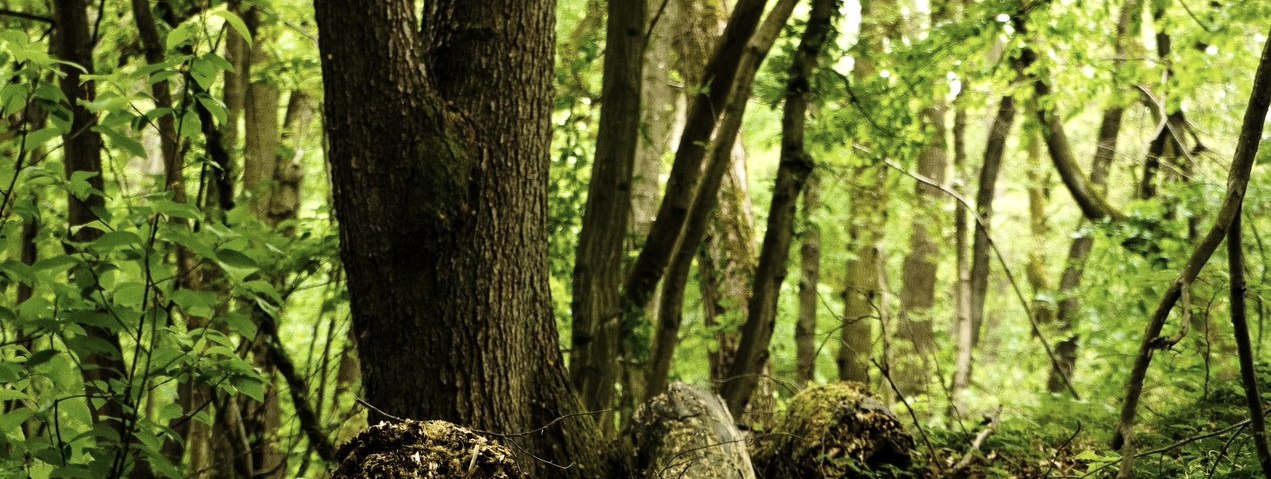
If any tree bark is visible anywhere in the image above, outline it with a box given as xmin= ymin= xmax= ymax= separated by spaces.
xmin=621 ymin=0 xmax=770 ymax=317
xmin=645 ymin=0 xmax=798 ymax=401
xmin=1226 ymin=210 xmax=1271 ymax=477
xmin=796 ymin=172 xmax=821 ymax=387
xmin=968 ymin=96 xmax=1016 ymax=347
xmin=52 ymin=0 xmax=128 ymax=457
xmin=720 ymin=0 xmax=838 ymax=418
xmin=1112 ymin=28 xmax=1270 ymax=472
xmin=896 ymin=97 xmax=947 ymax=392
xmin=569 ymin=0 xmax=645 ymax=426
xmin=630 ymin=0 xmax=679 ymax=246
xmin=315 ymin=1 xmax=603 ymax=476
xmin=950 ymin=105 xmax=974 ymax=395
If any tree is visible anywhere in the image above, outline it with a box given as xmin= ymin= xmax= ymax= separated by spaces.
xmin=314 ymin=1 xmax=602 ymax=476
xmin=721 ymin=0 xmax=839 ymax=418
xmin=569 ymin=0 xmax=645 ymax=428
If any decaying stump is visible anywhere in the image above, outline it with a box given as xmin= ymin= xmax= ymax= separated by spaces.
xmin=624 ymin=383 xmax=757 ymax=479
xmin=330 ymin=420 xmax=525 ymax=479
xmin=753 ymin=383 xmax=914 ymax=478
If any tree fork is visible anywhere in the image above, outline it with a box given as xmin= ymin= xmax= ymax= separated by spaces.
xmin=1111 ymin=28 xmax=1271 ymax=471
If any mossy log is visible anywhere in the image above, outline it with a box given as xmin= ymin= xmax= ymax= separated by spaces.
xmin=753 ymin=383 xmax=914 ymax=478
xmin=623 ymin=383 xmax=756 ymax=479
xmin=330 ymin=420 xmax=525 ymax=479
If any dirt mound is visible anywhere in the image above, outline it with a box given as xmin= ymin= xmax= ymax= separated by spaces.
xmin=330 ymin=420 xmax=524 ymax=479
xmin=754 ymin=383 xmax=914 ymax=478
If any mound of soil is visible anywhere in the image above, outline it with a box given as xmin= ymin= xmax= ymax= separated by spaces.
xmin=330 ymin=420 xmax=524 ymax=479
xmin=754 ymin=383 xmax=914 ymax=478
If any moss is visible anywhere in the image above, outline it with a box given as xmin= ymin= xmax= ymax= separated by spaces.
xmin=330 ymin=420 xmax=525 ymax=479
xmin=627 ymin=383 xmax=756 ymax=479
xmin=755 ymin=383 xmax=914 ymax=478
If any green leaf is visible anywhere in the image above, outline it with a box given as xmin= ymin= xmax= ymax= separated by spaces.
xmin=23 ymin=127 xmax=61 ymax=150
xmin=32 ymin=255 xmax=79 ymax=274
xmin=165 ymin=25 xmax=191 ymax=51
xmin=221 ymin=312 xmax=257 ymax=339
xmin=96 ymin=126 xmax=148 ymax=159
xmin=214 ymin=10 xmax=252 ymax=46
xmin=197 ymin=95 xmax=227 ymax=126
xmin=215 ymin=248 xmax=258 ymax=271
xmin=91 ymin=230 xmax=143 ymax=253
xmin=24 ymin=350 xmax=58 ymax=369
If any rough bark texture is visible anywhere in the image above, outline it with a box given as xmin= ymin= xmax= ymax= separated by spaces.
xmin=645 ymin=0 xmax=797 ymax=401
xmin=702 ymin=145 xmax=759 ymax=385
xmin=622 ymin=384 xmax=756 ymax=479
xmin=1112 ymin=29 xmax=1271 ymax=471
xmin=720 ymin=0 xmax=837 ymax=418
xmin=243 ymin=53 xmax=281 ymax=217
xmin=569 ymin=0 xmax=645 ymax=424
xmin=315 ymin=1 xmax=603 ymax=476
xmin=796 ymin=172 xmax=821 ymax=388
xmin=53 ymin=0 xmax=128 ymax=454
xmin=968 ymin=96 xmax=1016 ymax=348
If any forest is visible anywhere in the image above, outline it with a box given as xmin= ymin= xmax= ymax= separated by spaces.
xmin=0 ymin=0 xmax=1268 ymax=477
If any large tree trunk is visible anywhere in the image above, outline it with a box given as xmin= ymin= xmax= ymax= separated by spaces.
xmin=720 ymin=0 xmax=838 ymax=419
xmin=569 ymin=0 xmax=645 ymax=429
xmin=315 ymin=1 xmax=603 ymax=476
xmin=52 ymin=0 xmax=128 ymax=464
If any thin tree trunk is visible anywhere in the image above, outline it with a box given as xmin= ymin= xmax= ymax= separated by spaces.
xmin=1043 ymin=0 xmax=1134 ymax=393
xmin=837 ymin=170 xmax=886 ymax=386
xmin=796 ymin=172 xmax=821 ymax=387
xmin=1226 ymin=210 xmax=1271 ymax=477
xmin=1112 ymin=28 xmax=1270 ymax=473
xmin=645 ymin=0 xmax=798 ymax=401
xmin=315 ymin=1 xmax=603 ymax=475
xmin=1015 ymin=27 xmax=1123 ymax=223
xmin=52 ymin=0 xmax=128 ymax=459
xmin=1024 ymin=128 xmax=1054 ymax=326
xmin=568 ymin=0 xmax=645 ymax=427
xmin=621 ymin=0 xmax=770 ymax=317
xmin=950 ymin=105 xmax=974 ymax=395
xmin=720 ymin=0 xmax=838 ymax=419
xmin=630 ymin=0 xmax=679 ymax=246
xmin=896 ymin=101 xmax=947 ymax=393
xmin=969 ymin=96 xmax=1016 ymax=347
